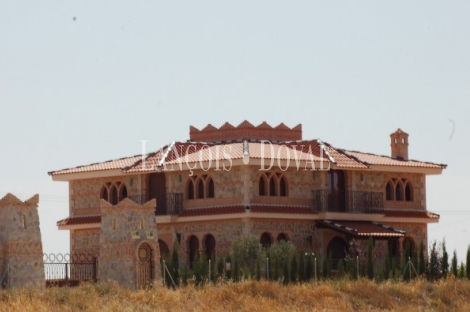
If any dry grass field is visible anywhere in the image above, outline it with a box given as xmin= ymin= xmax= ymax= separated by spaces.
xmin=1 ymin=278 xmax=470 ymax=312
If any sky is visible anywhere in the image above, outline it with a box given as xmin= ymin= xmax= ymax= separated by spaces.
xmin=1 ymin=1 xmax=469 ymax=261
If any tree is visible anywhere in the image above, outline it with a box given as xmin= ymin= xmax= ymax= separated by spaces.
xmin=451 ymin=250 xmax=458 ymax=277
xmin=283 ymin=260 xmax=290 ymax=285
xmin=298 ymin=253 xmax=306 ymax=282
xmin=170 ymin=240 xmax=180 ymax=286
xmin=290 ymin=253 xmax=298 ymax=283
xmin=305 ymin=254 xmax=314 ymax=281
xmin=367 ymin=237 xmax=374 ymax=280
xmin=384 ymin=245 xmax=391 ymax=280
xmin=418 ymin=240 xmax=426 ymax=277
xmin=231 ymin=235 xmax=264 ymax=278
xmin=428 ymin=241 xmax=441 ymax=281
xmin=467 ymin=245 xmax=470 ymax=279
xmin=217 ymin=256 xmax=225 ymax=279
xmin=441 ymin=239 xmax=449 ymax=278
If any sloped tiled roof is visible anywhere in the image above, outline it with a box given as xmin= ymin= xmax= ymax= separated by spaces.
xmin=344 ymin=150 xmax=446 ymax=169
xmin=382 ymin=210 xmax=440 ymax=219
xmin=49 ymin=155 xmax=143 ymax=176
xmin=57 ymin=215 xmax=101 ymax=226
xmin=317 ymin=220 xmax=405 ymax=238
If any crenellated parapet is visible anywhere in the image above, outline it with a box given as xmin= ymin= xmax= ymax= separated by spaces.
xmin=0 ymin=193 xmax=44 ymax=287
xmin=189 ymin=120 xmax=302 ymax=142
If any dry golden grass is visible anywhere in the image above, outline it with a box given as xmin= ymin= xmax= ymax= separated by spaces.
xmin=1 ymin=278 xmax=470 ymax=311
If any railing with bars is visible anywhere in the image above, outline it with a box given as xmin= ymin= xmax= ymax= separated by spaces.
xmin=43 ymin=253 xmax=97 ymax=286
xmin=312 ymin=190 xmax=384 ymax=213
xmin=127 ymin=193 xmax=184 ymax=215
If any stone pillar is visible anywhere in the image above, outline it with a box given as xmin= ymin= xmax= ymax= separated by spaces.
xmin=0 ymin=193 xmax=45 ymax=288
xmin=98 ymin=198 xmax=161 ymax=289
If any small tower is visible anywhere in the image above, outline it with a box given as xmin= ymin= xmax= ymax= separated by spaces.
xmin=390 ymin=129 xmax=409 ymax=160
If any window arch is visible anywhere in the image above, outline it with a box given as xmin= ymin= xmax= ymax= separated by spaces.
xmin=188 ymin=235 xmax=199 ymax=268
xmin=405 ymin=182 xmax=413 ymax=201
xmin=279 ymin=176 xmax=287 ymax=197
xmin=269 ymin=176 xmax=277 ymax=196
xmin=259 ymin=175 xmax=267 ymax=196
xmin=158 ymin=240 xmax=170 ymax=259
xmin=204 ymin=234 xmax=216 ymax=262
xmin=386 ymin=181 xmax=394 ymax=201
xmin=100 ymin=182 xmax=127 ymax=204
xmin=207 ymin=178 xmax=215 ymax=198
xmin=186 ymin=175 xmax=215 ymax=200
xmin=187 ymin=179 xmax=195 ymax=199
xmin=258 ymin=173 xmax=288 ymax=197
xmin=386 ymin=178 xmax=413 ymax=202
xmin=197 ymin=178 xmax=204 ymax=199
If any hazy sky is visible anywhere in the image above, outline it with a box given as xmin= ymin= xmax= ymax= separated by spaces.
xmin=1 ymin=1 xmax=469 ymax=260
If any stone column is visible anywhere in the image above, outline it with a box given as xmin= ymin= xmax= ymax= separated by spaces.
xmin=98 ymin=198 xmax=161 ymax=289
xmin=0 ymin=193 xmax=45 ymax=288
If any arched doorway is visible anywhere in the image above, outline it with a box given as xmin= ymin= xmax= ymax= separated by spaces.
xmin=137 ymin=243 xmax=154 ymax=289
xmin=326 ymin=237 xmax=348 ymax=270
xmin=260 ymin=232 xmax=272 ymax=248
xmin=158 ymin=240 xmax=170 ymax=259
xmin=205 ymin=234 xmax=216 ymax=262
xmin=188 ymin=235 xmax=199 ymax=267
xmin=277 ymin=233 xmax=288 ymax=242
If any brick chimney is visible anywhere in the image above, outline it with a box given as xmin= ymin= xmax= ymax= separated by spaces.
xmin=390 ymin=129 xmax=409 ymax=160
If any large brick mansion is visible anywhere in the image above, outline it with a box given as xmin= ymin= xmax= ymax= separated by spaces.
xmin=49 ymin=121 xmax=446 ymax=287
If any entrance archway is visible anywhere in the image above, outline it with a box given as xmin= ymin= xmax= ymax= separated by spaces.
xmin=326 ymin=237 xmax=348 ymax=270
xmin=137 ymin=243 xmax=154 ymax=289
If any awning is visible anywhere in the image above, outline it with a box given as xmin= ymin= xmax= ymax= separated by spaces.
xmin=317 ymin=220 xmax=405 ymax=238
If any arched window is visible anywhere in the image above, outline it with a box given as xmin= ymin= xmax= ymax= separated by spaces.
xmin=395 ymin=181 xmax=403 ymax=201
xmin=188 ymin=235 xmax=199 ymax=268
xmin=100 ymin=184 xmax=109 ymax=201
xmin=187 ymin=179 xmax=195 ymax=199
xmin=204 ymin=234 xmax=216 ymax=262
xmin=207 ymin=178 xmax=215 ymax=198
xmin=158 ymin=240 xmax=170 ymax=259
xmin=405 ymin=182 xmax=413 ymax=201
xmin=279 ymin=176 xmax=287 ymax=197
xmin=388 ymin=239 xmax=399 ymax=260
xmin=109 ymin=184 xmax=118 ymax=205
xmin=260 ymin=232 xmax=272 ymax=248
xmin=259 ymin=175 xmax=266 ymax=196
xmin=119 ymin=184 xmax=128 ymax=201
xmin=386 ymin=181 xmax=394 ymax=201
xmin=197 ymin=178 xmax=205 ymax=199
xmin=269 ymin=176 xmax=277 ymax=196
xmin=277 ymin=233 xmax=288 ymax=242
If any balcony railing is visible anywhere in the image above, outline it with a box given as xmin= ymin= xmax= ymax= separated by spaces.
xmin=127 ymin=193 xmax=183 ymax=215
xmin=312 ymin=190 xmax=384 ymax=213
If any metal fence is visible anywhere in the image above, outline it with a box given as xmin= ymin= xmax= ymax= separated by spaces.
xmin=44 ymin=253 xmax=97 ymax=286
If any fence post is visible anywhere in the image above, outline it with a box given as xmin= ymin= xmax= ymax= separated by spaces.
xmin=209 ymin=260 xmax=211 ymax=281
xmin=93 ymin=257 xmax=98 ymax=283
xmin=314 ymin=257 xmax=317 ymax=281
xmin=356 ymin=256 xmax=359 ymax=279
xmin=266 ymin=258 xmax=269 ymax=280
xmin=163 ymin=260 xmax=166 ymax=287
xmin=65 ymin=263 xmax=69 ymax=281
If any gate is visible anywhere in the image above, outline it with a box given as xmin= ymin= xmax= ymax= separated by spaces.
xmin=137 ymin=243 xmax=154 ymax=289
xmin=44 ymin=253 xmax=97 ymax=287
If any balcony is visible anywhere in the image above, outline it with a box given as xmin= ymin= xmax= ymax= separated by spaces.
xmin=312 ymin=190 xmax=384 ymax=213
xmin=127 ymin=193 xmax=184 ymax=215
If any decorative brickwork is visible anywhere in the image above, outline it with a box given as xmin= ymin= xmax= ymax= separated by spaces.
xmin=190 ymin=121 xmax=302 ymax=142
xmin=0 ymin=193 xmax=44 ymax=287
xmin=98 ymin=199 xmax=161 ymax=289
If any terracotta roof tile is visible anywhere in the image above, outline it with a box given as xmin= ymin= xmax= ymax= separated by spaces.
xmin=344 ymin=150 xmax=447 ymax=169
xmin=318 ymin=220 xmax=405 ymax=238
xmin=382 ymin=210 xmax=440 ymax=219
xmin=57 ymin=215 xmax=101 ymax=226
xmin=49 ymin=155 xmax=142 ymax=176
